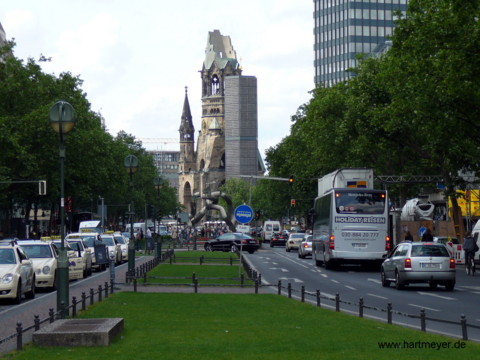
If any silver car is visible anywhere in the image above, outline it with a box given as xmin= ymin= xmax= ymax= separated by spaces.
xmin=381 ymin=242 xmax=455 ymax=291
xmin=298 ymin=235 xmax=312 ymax=259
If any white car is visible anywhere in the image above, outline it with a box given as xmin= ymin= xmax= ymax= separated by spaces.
xmin=113 ymin=232 xmax=129 ymax=262
xmin=286 ymin=233 xmax=305 ymax=252
xmin=0 ymin=241 xmax=35 ymax=303
xmin=298 ymin=235 xmax=313 ymax=258
xmin=66 ymin=232 xmax=107 ymax=271
xmin=17 ymin=240 xmax=58 ymax=290
xmin=66 ymin=238 xmax=93 ymax=276
xmin=98 ymin=234 xmax=122 ymax=265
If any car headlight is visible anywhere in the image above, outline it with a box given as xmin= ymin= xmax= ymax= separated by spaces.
xmin=42 ymin=265 xmax=51 ymax=274
xmin=109 ymin=250 xmax=115 ymax=257
xmin=1 ymin=273 xmax=13 ymax=284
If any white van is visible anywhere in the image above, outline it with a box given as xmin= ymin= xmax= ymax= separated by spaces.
xmin=470 ymin=222 xmax=480 ymax=263
xmin=262 ymin=221 xmax=281 ymax=243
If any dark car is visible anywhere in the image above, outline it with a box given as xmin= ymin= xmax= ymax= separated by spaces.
xmin=270 ymin=231 xmax=288 ymax=247
xmin=204 ymin=233 xmax=259 ymax=254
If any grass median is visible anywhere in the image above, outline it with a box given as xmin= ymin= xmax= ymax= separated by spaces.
xmin=6 ymin=292 xmax=480 ymax=360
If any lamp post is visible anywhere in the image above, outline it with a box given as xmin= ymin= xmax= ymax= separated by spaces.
xmin=191 ymin=194 xmax=198 ymax=250
xmin=154 ymin=177 xmax=163 ymax=257
xmin=124 ymin=155 xmax=138 ymax=277
xmin=49 ymin=100 xmax=76 ymax=318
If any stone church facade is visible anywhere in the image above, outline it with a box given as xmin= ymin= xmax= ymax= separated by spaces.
xmin=178 ymin=30 xmax=264 ymax=218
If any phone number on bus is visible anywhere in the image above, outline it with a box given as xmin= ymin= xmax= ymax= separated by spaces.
xmin=341 ymin=232 xmax=380 ymax=238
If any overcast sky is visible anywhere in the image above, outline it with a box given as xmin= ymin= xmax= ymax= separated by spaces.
xmin=1 ymin=1 xmax=314 ymax=159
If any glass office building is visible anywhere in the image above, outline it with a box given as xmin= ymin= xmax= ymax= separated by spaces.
xmin=314 ymin=0 xmax=408 ymax=86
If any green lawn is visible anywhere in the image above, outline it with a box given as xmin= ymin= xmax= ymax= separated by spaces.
xmin=146 ymin=263 xmax=253 ymax=286
xmin=6 ymin=293 xmax=479 ymax=360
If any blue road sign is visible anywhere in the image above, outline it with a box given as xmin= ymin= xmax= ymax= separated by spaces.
xmin=234 ymin=205 xmax=254 ymax=224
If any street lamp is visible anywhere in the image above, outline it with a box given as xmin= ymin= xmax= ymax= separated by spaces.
xmin=154 ymin=177 xmax=163 ymax=257
xmin=49 ymin=100 xmax=76 ymax=318
xmin=191 ymin=194 xmax=199 ymax=250
xmin=124 ymin=155 xmax=138 ymax=277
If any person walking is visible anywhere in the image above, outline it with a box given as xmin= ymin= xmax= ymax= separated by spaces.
xmin=463 ymin=232 xmax=478 ymax=275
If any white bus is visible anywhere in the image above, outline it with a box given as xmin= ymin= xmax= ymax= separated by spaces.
xmin=312 ymin=188 xmax=390 ymax=269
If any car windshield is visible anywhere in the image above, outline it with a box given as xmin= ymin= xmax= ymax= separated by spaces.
xmin=0 ymin=248 xmax=16 ymax=264
xmin=20 ymin=245 xmax=53 ymax=259
xmin=82 ymin=237 xmax=97 ymax=247
xmin=411 ymin=245 xmax=449 ymax=257
xmin=114 ymin=236 xmax=126 ymax=244
xmin=68 ymin=242 xmax=82 ymax=251
xmin=101 ymin=237 xmax=115 ymax=246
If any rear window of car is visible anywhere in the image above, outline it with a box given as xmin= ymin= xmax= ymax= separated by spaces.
xmin=411 ymin=245 xmax=449 ymax=257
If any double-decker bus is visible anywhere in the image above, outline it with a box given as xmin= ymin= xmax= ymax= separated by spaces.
xmin=312 ymin=188 xmax=390 ymax=269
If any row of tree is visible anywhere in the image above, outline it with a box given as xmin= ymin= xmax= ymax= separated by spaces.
xmin=221 ymin=0 xmax=480 ymax=225
xmin=0 ymin=41 xmax=179 ymax=237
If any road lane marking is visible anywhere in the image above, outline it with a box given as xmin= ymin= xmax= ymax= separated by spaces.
xmin=417 ymin=292 xmax=456 ymax=301
xmin=345 ymin=285 xmax=356 ymax=291
xmin=269 ymin=268 xmax=289 ymax=272
xmin=368 ymin=278 xmax=381 ymax=284
xmin=368 ymin=293 xmax=388 ymax=300
xmin=279 ymin=277 xmax=304 ymax=283
xmin=409 ymin=303 xmax=440 ymax=312
xmin=331 ymin=279 xmax=339 ymax=284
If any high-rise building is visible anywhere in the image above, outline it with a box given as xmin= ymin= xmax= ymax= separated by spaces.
xmin=313 ymin=0 xmax=408 ymax=86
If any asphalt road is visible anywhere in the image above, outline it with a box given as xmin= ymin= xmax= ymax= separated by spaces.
xmin=244 ymin=245 xmax=480 ymax=342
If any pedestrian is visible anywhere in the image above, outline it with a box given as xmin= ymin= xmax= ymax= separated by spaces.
xmin=421 ymin=228 xmax=433 ymax=242
xmin=463 ymin=232 xmax=479 ymax=275
xmin=404 ymin=231 xmax=413 ymax=242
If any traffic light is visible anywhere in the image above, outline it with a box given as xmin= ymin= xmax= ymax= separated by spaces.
xmin=289 ymin=175 xmax=294 ymax=185
xmin=291 ymin=199 xmax=296 ymax=207
xmin=38 ymin=180 xmax=47 ymax=195
xmin=255 ymin=209 xmax=261 ymax=220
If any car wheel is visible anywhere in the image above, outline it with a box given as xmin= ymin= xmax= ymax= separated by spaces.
xmin=395 ymin=271 xmax=404 ymax=290
xmin=445 ymin=281 xmax=455 ymax=291
xmin=205 ymin=244 xmax=212 ymax=252
xmin=429 ymin=281 xmax=438 ymax=290
xmin=25 ymin=276 xmax=35 ymax=299
xmin=270 ymin=242 xmax=274 ymax=248
xmin=286 ymin=246 xmax=290 ymax=252
xmin=51 ymin=272 xmax=57 ymax=291
xmin=248 ymin=249 xmax=255 ymax=254
xmin=14 ymin=281 xmax=22 ymax=304
xmin=380 ymin=269 xmax=390 ymax=287
xmin=230 ymin=245 xmax=237 ymax=252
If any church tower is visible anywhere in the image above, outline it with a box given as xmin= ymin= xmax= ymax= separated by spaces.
xmin=178 ymin=87 xmax=196 ymax=214
xmin=196 ymin=30 xmax=242 ymax=195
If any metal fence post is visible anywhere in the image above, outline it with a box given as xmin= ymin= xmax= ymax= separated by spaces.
xmin=461 ymin=314 xmax=468 ymax=340
xmin=288 ymin=283 xmax=292 ymax=298
xmin=133 ymin=278 xmax=137 ymax=292
xmin=255 ymin=279 xmax=259 ymax=294
xmin=90 ymin=288 xmax=94 ymax=305
xmin=49 ymin=308 xmax=55 ymax=323
xmin=335 ymin=293 xmax=340 ymax=312
xmin=82 ymin=292 xmax=86 ymax=311
xmin=16 ymin=322 xmax=22 ymax=351
xmin=301 ymin=286 xmax=305 ymax=303
xmin=278 ymin=280 xmax=282 ymax=295
xmin=194 ymin=279 xmax=198 ymax=293
xmin=105 ymin=282 xmax=109 ymax=298
xmin=420 ymin=309 xmax=426 ymax=332
xmin=387 ymin=303 xmax=392 ymax=324
xmin=316 ymin=290 xmax=321 ymax=308
xmin=359 ymin=297 xmax=364 ymax=318
xmin=34 ymin=315 xmax=40 ymax=331
xmin=72 ymin=296 xmax=77 ymax=318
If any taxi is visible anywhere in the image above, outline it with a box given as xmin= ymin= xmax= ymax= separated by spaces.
xmin=0 ymin=240 xmax=35 ymax=303
xmin=17 ymin=240 xmax=59 ymax=290
xmin=65 ymin=232 xmax=107 ymax=271
xmin=99 ymin=233 xmax=122 ymax=265
xmin=113 ymin=232 xmax=129 ymax=263
xmin=51 ymin=240 xmax=85 ymax=281
xmin=64 ymin=237 xmax=93 ymax=277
